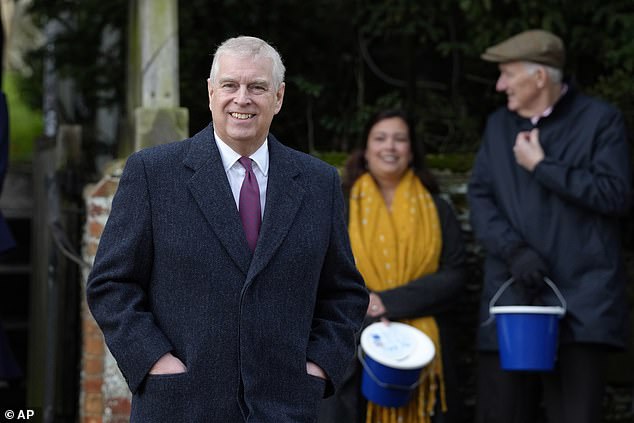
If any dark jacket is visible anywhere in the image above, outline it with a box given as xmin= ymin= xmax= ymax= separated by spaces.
xmin=468 ymin=86 xmax=631 ymax=350
xmin=0 ymin=92 xmax=15 ymax=254
xmin=86 ymin=124 xmax=369 ymax=422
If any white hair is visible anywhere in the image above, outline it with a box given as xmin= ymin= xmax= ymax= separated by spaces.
xmin=523 ymin=62 xmax=563 ymax=84
xmin=209 ymin=36 xmax=285 ymax=91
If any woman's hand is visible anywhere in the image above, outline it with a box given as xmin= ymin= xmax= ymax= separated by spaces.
xmin=367 ymin=292 xmax=386 ymax=318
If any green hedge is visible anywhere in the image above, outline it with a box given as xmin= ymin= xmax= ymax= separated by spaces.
xmin=314 ymin=150 xmax=475 ymax=174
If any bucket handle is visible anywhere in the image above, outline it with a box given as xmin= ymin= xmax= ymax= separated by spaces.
xmin=357 ymin=346 xmax=427 ymax=391
xmin=481 ymin=277 xmax=567 ymax=326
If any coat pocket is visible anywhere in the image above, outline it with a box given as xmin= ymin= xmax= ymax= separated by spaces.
xmin=302 ymin=374 xmax=327 ymax=419
xmin=131 ymin=372 xmax=190 ymax=423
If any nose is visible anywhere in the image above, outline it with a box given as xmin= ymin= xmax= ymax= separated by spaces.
xmin=495 ymin=75 xmax=507 ymax=92
xmin=234 ymin=85 xmax=251 ymax=104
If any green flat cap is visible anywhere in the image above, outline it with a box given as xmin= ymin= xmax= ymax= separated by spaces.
xmin=481 ymin=29 xmax=565 ymax=69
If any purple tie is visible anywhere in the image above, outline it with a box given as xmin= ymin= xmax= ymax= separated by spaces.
xmin=238 ymin=157 xmax=261 ymax=252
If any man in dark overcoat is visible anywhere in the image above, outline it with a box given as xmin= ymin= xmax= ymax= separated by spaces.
xmin=468 ymin=29 xmax=631 ymax=423
xmin=87 ymin=36 xmax=368 ymax=422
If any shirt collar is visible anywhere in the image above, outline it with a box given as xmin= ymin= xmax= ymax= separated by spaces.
xmin=213 ymin=131 xmax=269 ymax=176
xmin=530 ymin=84 xmax=569 ymax=125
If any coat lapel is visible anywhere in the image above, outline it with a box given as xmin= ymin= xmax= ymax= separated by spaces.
xmin=247 ymin=136 xmax=305 ymax=281
xmin=184 ymin=125 xmax=251 ymax=275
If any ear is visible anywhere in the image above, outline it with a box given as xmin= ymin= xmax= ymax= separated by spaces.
xmin=207 ymin=78 xmax=214 ymax=109
xmin=274 ymin=82 xmax=285 ymax=114
xmin=535 ymin=67 xmax=547 ymax=89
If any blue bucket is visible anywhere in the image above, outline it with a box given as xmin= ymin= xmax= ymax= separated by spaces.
xmin=359 ymin=322 xmax=435 ymax=407
xmin=489 ymin=277 xmax=566 ymax=371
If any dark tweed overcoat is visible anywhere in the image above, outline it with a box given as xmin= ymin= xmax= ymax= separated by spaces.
xmin=86 ymin=124 xmax=368 ymax=422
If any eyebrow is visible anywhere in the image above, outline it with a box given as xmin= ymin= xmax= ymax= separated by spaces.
xmin=248 ymin=79 xmax=270 ymax=88
xmin=217 ymin=77 xmax=270 ymax=86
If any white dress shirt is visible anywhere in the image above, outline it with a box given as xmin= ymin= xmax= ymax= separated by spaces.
xmin=214 ymin=131 xmax=268 ymax=218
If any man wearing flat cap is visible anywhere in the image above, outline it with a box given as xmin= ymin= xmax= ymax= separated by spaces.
xmin=468 ymin=29 xmax=631 ymax=423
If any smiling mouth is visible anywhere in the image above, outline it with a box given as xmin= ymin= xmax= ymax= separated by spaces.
xmin=379 ymin=155 xmax=399 ymax=163
xmin=230 ymin=112 xmax=255 ymax=120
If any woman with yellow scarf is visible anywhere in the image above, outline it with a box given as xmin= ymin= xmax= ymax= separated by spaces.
xmin=318 ymin=110 xmax=467 ymax=423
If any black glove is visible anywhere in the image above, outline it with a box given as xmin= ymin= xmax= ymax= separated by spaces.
xmin=506 ymin=246 xmax=548 ymax=296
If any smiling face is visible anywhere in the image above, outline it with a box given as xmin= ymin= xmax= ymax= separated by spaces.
xmin=364 ymin=117 xmax=413 ymax=184
xmin=495 ymin=62 xmax=544 ymax=117
xmin=207 ymin=52 xmax=285 ymax=155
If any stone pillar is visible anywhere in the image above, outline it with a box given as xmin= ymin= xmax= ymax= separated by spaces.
xmin=133 ymin=0 xmax=188 ymax=152
xmin=138 ymin=0 xmax=179 ymax=108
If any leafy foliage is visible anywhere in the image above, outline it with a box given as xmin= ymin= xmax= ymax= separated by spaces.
xmin=20 ymin=0 xmax=634 ymax=166
xmin=26 ymin=0 xmax=127 ymax=118
xmin=4 ymin=72 xmax=43 ymax=161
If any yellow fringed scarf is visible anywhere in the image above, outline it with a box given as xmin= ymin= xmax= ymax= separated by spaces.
xmin=349 ymin=170 xmax=446 ymax=423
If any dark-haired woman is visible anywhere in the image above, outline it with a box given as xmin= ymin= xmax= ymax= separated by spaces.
xmin=319 ymin=110 xmax=467 ymax=423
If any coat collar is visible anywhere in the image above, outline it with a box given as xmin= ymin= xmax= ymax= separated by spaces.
xmin=248 ymin=133 xmax=305 ymax=282
xmin=509 ymin=81 xmax=578 ymax=129
xmin=183 ymin=124 xmax=305 ymax=280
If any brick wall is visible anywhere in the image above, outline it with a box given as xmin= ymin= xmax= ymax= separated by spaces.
xmin=81 ymin=163 xmax=130 ymax=423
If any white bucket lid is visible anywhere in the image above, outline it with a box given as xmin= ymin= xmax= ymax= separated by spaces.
xmin=360 ymin=322 xmax=435 ymax=370
xmin=490 ymin=306 xmax=565 ymax=316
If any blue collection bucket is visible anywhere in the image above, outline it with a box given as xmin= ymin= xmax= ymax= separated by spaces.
xmin=489 ymin=277 xmax=566 ymax=371
xmin=358 ymin=322 xmax=435 ymax=407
